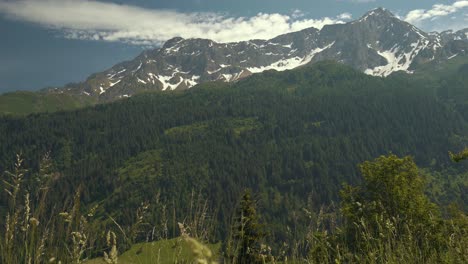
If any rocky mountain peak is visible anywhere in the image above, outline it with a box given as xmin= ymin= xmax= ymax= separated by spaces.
xmin=49 ymin=8 xmax=468 ymax=102
xmin=357 ymin=7 xmax=397 ymax=23
xmin=366 ymin=7 xmax=394 ymax=17
xmin=163 ymin=37 xmax=185 ymax=48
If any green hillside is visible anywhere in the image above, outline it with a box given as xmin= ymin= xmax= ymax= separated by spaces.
xmin=0 ymin=91 xmax=95 ymax=116
xmin=0 ymin=61 xmax=467 ymax=263
xmin=86 ymin=238 xmax=220 ymax=264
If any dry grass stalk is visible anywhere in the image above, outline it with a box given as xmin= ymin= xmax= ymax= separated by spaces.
xmin=103 ymin=231 xmax=118 ymax=264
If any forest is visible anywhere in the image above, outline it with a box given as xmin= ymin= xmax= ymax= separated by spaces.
xmin=0 ymin=61 xmax=467 ymax=263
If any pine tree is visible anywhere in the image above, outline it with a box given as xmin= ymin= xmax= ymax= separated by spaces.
xmin=230 ymin=190 xmax=265 ymax=264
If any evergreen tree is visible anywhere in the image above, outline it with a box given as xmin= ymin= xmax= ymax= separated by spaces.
xmin=230 ymin=190 xmax=265 ymax=264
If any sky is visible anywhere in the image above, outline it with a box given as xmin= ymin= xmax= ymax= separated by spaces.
xmin=0 ymin=0 xmax=467 ymax=93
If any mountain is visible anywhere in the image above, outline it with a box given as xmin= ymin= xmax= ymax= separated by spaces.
xmin=438 ymin=28 xmax=468 ymax=43
xmin=2 ymin=6 xmax=468 ymax=262
xmin=2 ymin=62 xmax=468 ymax=250
xmin=40 ymin=8 xmax=467 ymax=103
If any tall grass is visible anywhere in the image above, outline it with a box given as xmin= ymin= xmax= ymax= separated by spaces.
xmin=1 ymin=154 xmax=48 ymax=264
xmin=300 ymin=202 xmax=468 ymax=263
xmin=0 ymin=154 xmax=102 ymax=263
xmin=1 ymin=155 xmax=466 ymax=263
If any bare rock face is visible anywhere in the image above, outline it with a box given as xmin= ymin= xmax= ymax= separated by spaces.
xmin=50 ymin=8 xmax=468 ymax=102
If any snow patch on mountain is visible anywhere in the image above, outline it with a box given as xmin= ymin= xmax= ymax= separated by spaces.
xmin=133 ymin=62 xmax=142 ymax=73
xmin=185 ymin=75 xmax=200 ymax=87
xmin=218 ymin=71 xmax=245 ymax=82
xmin=157 ymin=75 xmax=180 ymax=90
xmin=109 ymin=80 xmax=121 ymax=88
xmin=137 ymin=77 xmax=147 ymax=84
xmin=365 ymin=40 xmax=428 ymax=77
xmin=247 ymin=42 xmax=335 ymax=73
xmin=247 ymin=57 xmax=304 ymax=73
xmin=207 ymin=68 xmax=222 ymax=74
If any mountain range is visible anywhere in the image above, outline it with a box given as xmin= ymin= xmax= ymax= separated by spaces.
xmin=1 ymin=6 xmax=468 ymax=261
xmin=24 ymin=8 xmax=468 ymax=102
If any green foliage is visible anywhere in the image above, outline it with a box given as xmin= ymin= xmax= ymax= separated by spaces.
xmin=1 ymin=152 xmax=467 ymax=263
xmin=228 ymin=190 xmax=266 ymax=264
xmin=423 ymin=168 xmax=468 ymax=212
xmin=164 ymin=118 xmax=261 ymax=140
xmin=304 ymin=154 xmax=468 ymax=263
xmin=0 ymin=61 xmax=467 ymax=262
xmin=294 ymin=155 xmax=465 ymax=263
xmin=1 ymin=62 xmax=466 ymax=243
xmin=449 ymin=148 xmax=468 ymax=162
xmin=0 ymin=91 xmax=94 ymax=116
xmin=342 ymin=155 xmax=438 ymax=225
xmin=117 ymin=150 xmax=163 ymax=181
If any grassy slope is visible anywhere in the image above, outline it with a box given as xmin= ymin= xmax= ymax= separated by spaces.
xmin=0 ymin=91 xmax=95 ymax=116
xmin=164 ymin=117 xmax=262 ymax=138
xmin=86 ymin=237 xmax=220 ymax=264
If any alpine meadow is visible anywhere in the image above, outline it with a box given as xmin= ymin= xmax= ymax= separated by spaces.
xmin=0 ymin=1 xmax=467 ymax=263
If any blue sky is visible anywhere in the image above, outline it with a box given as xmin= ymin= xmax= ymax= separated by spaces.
xmin=0 ymin=0 xmax=467 ymax=93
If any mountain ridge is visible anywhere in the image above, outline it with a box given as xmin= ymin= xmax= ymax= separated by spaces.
xmin=22 ymin=8 xmax=468 ymax=101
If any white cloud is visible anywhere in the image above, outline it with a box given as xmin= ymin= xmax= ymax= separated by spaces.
xmin=404 ymin=1 xmax=468 ymax=26
xmin=0 ymin=0 xmax=348 ymax=45
xmin=337 ymin=13 xmax=352 ymax=20
xmin=291 ymin=9 xmax=305 ymax=19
